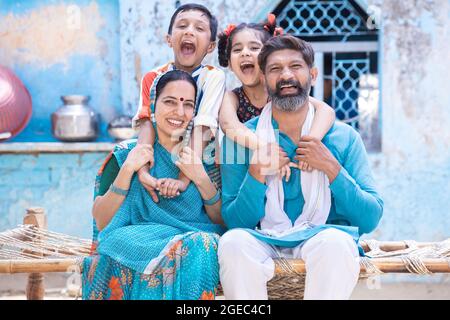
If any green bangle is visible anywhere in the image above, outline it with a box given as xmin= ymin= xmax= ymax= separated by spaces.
xmin=203 ymin=189 xmax=221 ymax=206
xmin=109 ymin=184 xmax=128 ymax=196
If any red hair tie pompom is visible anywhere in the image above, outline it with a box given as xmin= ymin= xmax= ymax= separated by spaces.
xmin=274 ymin=27 xmax=284 ymax=36
xmin=264 ymin=13 xmax=281 ymax=36
xmin=224 ymin=24 xmax=236 ymax=38
xmin=267 ymin=13 xmax=276 ymax=26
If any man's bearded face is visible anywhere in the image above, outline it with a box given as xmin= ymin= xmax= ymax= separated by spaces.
xmin=268 ymin=77 xmax=311 ymax=112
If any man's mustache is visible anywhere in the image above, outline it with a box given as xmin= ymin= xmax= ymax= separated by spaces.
xmin=275 ymin=80 xmax=303 ymax=94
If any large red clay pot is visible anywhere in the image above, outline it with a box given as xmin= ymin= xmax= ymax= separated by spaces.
xmin=0 ymin=66 xmax=33 ymax=141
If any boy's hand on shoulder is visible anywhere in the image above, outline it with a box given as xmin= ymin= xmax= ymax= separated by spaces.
xmin=137 ymin=167 xmax=159 ymax=203
xmin=156 ymin=178 xmax=187 ymax=199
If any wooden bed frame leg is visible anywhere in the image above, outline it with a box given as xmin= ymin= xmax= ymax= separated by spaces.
xmin=23 ymin=207 xmax=48 ymax=300
xmin=26 ymin=273 xmax=45 ymax=300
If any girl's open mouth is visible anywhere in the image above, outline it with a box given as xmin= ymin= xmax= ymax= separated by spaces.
xmin=240 ymin=62 xmax=255 ymax=75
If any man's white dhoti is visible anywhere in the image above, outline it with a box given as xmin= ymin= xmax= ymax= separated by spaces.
xmin=218 ymin=228 xmax=360 ymax=300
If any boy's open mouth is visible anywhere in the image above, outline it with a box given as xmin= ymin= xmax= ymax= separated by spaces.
xmin=181 ymin=41 xmax=196 ymax=56
xmin=240 ymin=62 xmax=255 ymax=75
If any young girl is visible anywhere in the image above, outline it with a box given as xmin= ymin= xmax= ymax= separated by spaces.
xmin=218 ymin=14 xmax=335 ymax=179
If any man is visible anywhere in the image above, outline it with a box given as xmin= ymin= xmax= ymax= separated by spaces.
xmin=218 ymin=35 xmax=383 ymax=300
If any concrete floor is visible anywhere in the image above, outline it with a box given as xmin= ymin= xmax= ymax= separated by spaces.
xmin=1 ymin=273 xmax=449 ymax=300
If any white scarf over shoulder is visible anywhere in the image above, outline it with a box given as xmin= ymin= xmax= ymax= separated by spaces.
xmin=255 ymin=102 xmax=331 ymax=237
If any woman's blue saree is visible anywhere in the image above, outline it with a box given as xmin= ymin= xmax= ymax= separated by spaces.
xmin=82 ymin=140 xmax=225 ymax=300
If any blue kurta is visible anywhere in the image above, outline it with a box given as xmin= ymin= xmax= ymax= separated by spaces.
xmin=220 ymin=117 xmax=383 ymax=251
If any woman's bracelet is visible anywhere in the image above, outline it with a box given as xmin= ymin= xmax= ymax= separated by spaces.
xmin=203 ymin=189 xmax=221 ymax=206
xmin=109 ymin=184 xmax=129 ymax=196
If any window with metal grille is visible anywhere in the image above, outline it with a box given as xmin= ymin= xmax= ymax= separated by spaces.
xmin=275 ymin=0 xmax=381 ymax=152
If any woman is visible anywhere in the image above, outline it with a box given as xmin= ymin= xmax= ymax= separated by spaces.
xmin=82 ymin=70 xmax=225 ymax=300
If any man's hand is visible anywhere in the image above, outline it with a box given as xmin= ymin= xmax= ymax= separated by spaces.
xmin=137 ymin=166 xmax=159 ymax=203
xmin=295 ymin=136 xmax=341 ymax=183
xmin=249 ymin=143 xmax=290 ymax=183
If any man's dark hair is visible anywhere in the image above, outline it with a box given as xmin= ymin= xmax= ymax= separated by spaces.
xmin=258 ymin=35 xmax=315 ymax=73
xmin=168 ymin=3 xmax=218 ymax=41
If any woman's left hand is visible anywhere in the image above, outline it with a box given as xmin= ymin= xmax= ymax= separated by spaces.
xmin=175 ymin=147 xmax=208 ymax=185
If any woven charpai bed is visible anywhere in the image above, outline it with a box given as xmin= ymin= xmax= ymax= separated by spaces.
xmin=1 ymin=208 xmax=449 ymax=300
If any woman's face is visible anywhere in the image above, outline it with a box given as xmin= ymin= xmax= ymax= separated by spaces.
xmin=154 ymin=80 xmax=196 ymax=141
xmin=229 ymin=29 xmax=265 ymax=87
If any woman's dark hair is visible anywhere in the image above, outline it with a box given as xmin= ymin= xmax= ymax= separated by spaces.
xmin=168 ymin=3 xmax=218 ymax=41
xmin=155 ymin=70 xmax=198 ymax=103
xmin=217 ymin=16 xmax=279 ymax=68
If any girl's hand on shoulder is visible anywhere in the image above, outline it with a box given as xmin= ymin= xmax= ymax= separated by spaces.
xmin=298 ymin=160 xmax=313 ymax=172
xmin=278 ymin=162 xmax=300 ymax=182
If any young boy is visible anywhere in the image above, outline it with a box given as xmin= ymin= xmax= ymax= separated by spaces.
xmin=133 ymin=3 xmax=225 ymax=202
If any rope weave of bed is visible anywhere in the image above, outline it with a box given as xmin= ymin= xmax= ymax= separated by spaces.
xmin=361 ymin=239 xmax=450 ymax=275
xmin=0 ymin=225 xmax=91 ymax=260
xmin=269 ymin=238 xmax=450 ymax=299
xmin=1 ymin=225 xmax=449 ymax=299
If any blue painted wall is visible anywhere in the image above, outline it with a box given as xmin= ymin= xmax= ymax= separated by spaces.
xmin=0 ymin=152 xmax=107 ymax=238
xmin=0 ymin=0 xmax=449 ymax=253
xmin=0 ymin=0 xmax=122 ymax=142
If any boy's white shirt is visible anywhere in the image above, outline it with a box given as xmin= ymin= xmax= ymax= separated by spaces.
xmin=132 ymin=62 xmax=225 ymax=133
xmin=193 ymin=66 xmax=226 ymax=132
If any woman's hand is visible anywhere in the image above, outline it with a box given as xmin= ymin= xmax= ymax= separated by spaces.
xmin=138 ymin=169 xmax=160 ymax=203
xmin=123 ymin=144 xmax=154 ymax=173
xmin=175 ymin=146 xmax=208 ymax=185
